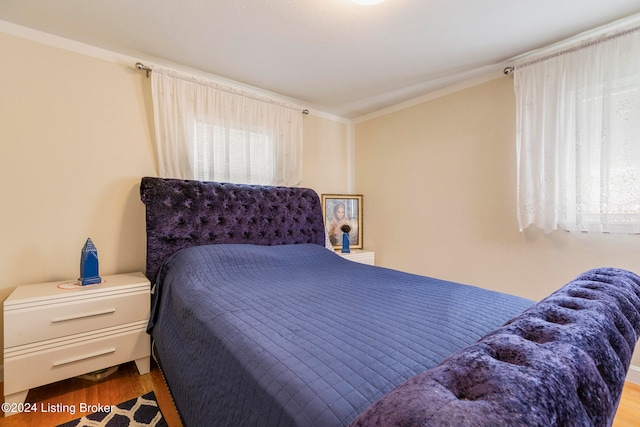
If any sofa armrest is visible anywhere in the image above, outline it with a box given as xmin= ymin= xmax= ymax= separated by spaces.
xmin=350 ymin=268 xmax=640 ymax=427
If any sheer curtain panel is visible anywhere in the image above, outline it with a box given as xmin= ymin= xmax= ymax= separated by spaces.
xmin=515 ymin=27 xmax=640 ymax=233
xmin=151 ymin=68 xmax=303 ymax=186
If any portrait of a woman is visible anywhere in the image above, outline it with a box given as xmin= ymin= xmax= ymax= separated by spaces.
xmin=322 ymin=195 xmax=362 ymax=249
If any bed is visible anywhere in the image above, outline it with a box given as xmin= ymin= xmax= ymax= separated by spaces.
xmin=140 ymin=177 xmax=640 ymax=427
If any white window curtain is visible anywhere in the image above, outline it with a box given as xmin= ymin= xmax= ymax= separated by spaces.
xmin=151 ymin=68 xmax=303 ymax=186
xmin=515 ymin=26 xmax=640 ymax=233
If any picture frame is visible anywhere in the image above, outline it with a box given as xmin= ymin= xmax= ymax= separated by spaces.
xmin=321 ymin=194 xmax=363 ymax=250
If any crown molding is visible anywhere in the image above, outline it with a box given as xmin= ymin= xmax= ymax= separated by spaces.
xmin=352 ymin=66 xmax=504 ymax=123
xmin=506 ymin=13 xmax=640 ymax=65
xmin=0 ymin=19 xmax=347 ymax=122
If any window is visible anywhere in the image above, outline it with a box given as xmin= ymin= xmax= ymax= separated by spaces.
xmin=151 ymin=68 xmax=302 ymax=186
xmin=193 ymin=120 xmax=275 ymax=185
xmin=514 ymin=27 xmax=640 ymax=233
xmin=570 ymin=77 xmax=640 ymax=232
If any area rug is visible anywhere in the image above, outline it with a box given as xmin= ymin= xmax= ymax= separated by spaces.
xmin=56 ymin=391 xmax=167 ymax=427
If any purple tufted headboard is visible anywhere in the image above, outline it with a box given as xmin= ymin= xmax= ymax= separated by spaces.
xmin=139 ymin=177 xmax=326 ymax=284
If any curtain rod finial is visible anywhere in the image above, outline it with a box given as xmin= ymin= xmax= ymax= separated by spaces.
xmin=503 ymin=66 xmax=515 ymax=75
xmin=135 ymin=62 xmax=152 ymax=78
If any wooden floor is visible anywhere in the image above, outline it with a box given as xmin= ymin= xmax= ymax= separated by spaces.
xmin=0 ymin=362 xmax=638 ymax=426
xmin=616 ymin=381 xmax=640 ymax=427
xmin=0 ymin=361 xmax=182 ymax=427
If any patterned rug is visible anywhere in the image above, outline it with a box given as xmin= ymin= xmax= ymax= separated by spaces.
xmin=56 ymin=391 xmax=167 ymax=427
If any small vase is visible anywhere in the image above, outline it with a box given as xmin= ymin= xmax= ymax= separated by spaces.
xmin=341 ymin=233 xmax=351 ymax=253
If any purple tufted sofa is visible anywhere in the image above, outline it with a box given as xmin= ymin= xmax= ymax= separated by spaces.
xmin=350 ymin=268 xmax=640 ymax=427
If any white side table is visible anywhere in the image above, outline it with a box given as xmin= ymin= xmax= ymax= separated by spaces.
xmin=337 ymin=249 xmax=375 ymax=265
xmin=3 ymin=272 xmax=150 ymax=416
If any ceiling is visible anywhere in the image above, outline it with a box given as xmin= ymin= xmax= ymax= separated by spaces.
xmin=1 ymin=0 xmax=640 ymax=118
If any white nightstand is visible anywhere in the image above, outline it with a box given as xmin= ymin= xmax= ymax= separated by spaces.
xmin=337 ymin=249 xmax=375 ymax=265
xmin=3 ymin=272 xmax=150 ymax=416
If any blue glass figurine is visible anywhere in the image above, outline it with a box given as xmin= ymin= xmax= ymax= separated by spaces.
xmin=340 ymin=224 xmax=351 ymax=253
xmin=79 ymin=238 xmax=102 ymax=286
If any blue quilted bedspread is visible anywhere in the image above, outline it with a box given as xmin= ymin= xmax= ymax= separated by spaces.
xmin=148 ymin=243 xmax=534 ymax=427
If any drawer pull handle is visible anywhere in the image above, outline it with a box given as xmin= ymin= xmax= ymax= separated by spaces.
xmin=51 ymin=308 xmax=116 ymax=323
xmin=52 ymin=348 xmax=116 ymax=367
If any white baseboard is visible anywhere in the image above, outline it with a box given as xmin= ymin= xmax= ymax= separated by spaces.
xmin=626 ymin=364 xmax=640 ymax=385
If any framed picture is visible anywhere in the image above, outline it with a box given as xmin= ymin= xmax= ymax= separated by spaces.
xmin=321 ymin=194 xmax=363 ymax=250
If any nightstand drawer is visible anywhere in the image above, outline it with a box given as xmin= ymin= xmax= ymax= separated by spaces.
xmin=4 ymin=320 xmax=149 ymax=396
xmin=337 ymin=250 xmax=375 ymax=265
xmin=5 ymin=290 xmax=149 ymax=347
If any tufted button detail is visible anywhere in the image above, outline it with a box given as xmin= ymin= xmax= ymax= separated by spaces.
xmin=542 ymin=311 xmax=573 ymax=325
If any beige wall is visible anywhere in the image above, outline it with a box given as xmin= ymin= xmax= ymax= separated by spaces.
xmin=354 ymin=76 xmax=640 ymax=372
xmin=0 ymin=32 xmax=156 ymax=295
xmin=0 ymin=32 xmax=350 ymax=365
xmin=301 ymin=113 xmax=350 ymax=194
